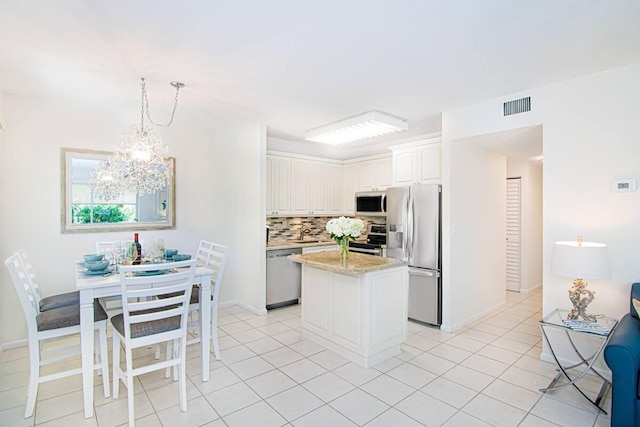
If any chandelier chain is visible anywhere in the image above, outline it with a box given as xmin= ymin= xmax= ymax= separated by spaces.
xmin=141 ymin=78 xmax=182 ymax=128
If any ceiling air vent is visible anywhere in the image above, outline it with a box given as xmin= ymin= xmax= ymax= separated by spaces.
xmin=503 ymin=96 xmax=531 ymax=116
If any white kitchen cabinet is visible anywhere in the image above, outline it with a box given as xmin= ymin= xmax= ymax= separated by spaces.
xmin=358 ymin=161 xmax=376 ymax=191
xmin=327 ymin=164 xmax=344 ymax=214
xmin=357 ymin=156 xmax=392 ymax=192
xmin=375 ymin=157 xmax=393 ymax=189
xmin=417 ymin=144 xmax=441 ymax=183
xmin=343 ymin=164 xmax=359 ymax=214
xmin=392 ymin=147 xmax=418 ymax=185
xmin=391 ymin=139 xmax=441 ymax=186
xmin=291 ymin=159 xmax=328 ymax=215
xmin=300 ymin=262 xmax=409 ymax=367
xmin=266 ymin=155 xmax=291 ymax=215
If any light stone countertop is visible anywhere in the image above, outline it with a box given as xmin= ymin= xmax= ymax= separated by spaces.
xmin=288 ymin=251 xmax=406 ymax=277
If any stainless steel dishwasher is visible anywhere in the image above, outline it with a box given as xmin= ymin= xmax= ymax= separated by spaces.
xmin=266 ymin=247 xmax=302 ymax=310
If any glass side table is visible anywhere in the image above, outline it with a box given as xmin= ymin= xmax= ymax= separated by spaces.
xmin=539 ymin=308 xmax=618 ymax=414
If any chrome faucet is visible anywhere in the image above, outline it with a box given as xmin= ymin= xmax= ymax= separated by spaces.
xmin=299 ymin=225 xmax=311 ymax=240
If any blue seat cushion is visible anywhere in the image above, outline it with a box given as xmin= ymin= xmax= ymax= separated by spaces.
xmin=36 ymin=300 xmax=108 ymax=331
xmin=39 ymin=291 xmax=80 ymax=311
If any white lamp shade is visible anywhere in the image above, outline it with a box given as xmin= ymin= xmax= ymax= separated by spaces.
xmin=551 ymin=241 xmax=611 ymax=280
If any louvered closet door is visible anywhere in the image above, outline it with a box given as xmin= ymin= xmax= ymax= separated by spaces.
xmin=506 ymin=178 xmax=521 ymax=292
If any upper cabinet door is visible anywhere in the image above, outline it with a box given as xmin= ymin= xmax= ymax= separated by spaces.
xmin=273 ymin=156 xmax=291 ymax=213
xmin=266 ymin=155 xmax=291 ymax=215
xmin=375 ymin=157 xmax=393 ymax=189
xmin=343 ymin=164 xmax=359 ymax=214
xmin=357 ymin=156 xmax=392 ymax=191
xmin=392 ymin=148 xmax=417 ymax=186
xmin=327 ymin=164 xmax=344 ymax=214
xmin=266 ymin=155 xmax=274 ymax=215
xmin=290 ymin=159 xmax=311 ymax=214
xmin=417 ymin=144 xmax=441 ymax=184
xmin=390 ymin=139 xmax=441 ymax=186
xmin=309 ymin=162 xmax=328 ymax=214
xmin=358 ymin=161 xmax=376 ymax=191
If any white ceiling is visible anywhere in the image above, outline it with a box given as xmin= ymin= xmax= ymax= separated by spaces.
xmin=1 ymin=0 xmax=639 ymax=158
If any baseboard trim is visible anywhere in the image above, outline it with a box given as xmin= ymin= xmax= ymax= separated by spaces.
xmin=0 ymin=338 xmax=28 ymax=352
xmin=440 ymin=299 xmax=507 ymax=333
xmin=219 ymin=300 xmax=267 ymax=316
xmin=520 ymin=282 xmax=542 ymax=295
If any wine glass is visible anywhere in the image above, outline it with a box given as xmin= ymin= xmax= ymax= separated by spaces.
xmin=112 ymin=240 xmax=122 ymax=271
xmin=156 ymin=238 xmax=165 ymax=262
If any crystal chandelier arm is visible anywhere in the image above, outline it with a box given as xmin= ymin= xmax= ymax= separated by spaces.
xmin=141 ymin=78 xmax=184 ymax=128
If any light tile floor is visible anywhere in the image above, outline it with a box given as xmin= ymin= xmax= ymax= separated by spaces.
xmin=0 ymin=290 xmax=613 ymax=426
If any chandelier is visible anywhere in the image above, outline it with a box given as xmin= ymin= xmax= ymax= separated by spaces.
xmin=91 ymin=78 xmax=184 ymax=201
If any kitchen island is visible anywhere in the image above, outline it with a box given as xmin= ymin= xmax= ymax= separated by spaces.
xmin=289 ymin=251 xmax=408 ymax=368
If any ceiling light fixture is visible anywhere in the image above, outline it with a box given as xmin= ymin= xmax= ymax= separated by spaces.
xmin=91 ymin=78 xmax=184 ymax=200
xmin=305 ymin=110 xmax=408 ymax=145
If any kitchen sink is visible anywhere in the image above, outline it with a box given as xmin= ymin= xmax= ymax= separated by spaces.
xmin=289 ymin=239 xmax=322 ymax=244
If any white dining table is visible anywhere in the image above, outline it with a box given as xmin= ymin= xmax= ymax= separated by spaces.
xmin=76 ymin=264 xmax=214 ymax=418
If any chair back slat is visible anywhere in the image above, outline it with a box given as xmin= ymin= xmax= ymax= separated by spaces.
xmin=196 ymin=240 xmax=214 ymax=267
xmin=206 ymin=243 xmax=229 ymax=296
xmin=17 ymin=250 xmax=43 ymax=306
xmin=118 ymin=260 xmax=196 ymax=340
xmin=4 ymin=253 xmax=39 ymax=332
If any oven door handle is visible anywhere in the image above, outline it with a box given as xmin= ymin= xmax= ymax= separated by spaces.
xmin=350 ymin=247 xmax=381 ymax=255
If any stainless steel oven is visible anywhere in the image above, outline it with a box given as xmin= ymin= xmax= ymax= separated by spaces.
xmin=349 ymin=224 xmax=386 ymax=256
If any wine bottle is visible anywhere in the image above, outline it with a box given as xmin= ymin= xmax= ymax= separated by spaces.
xmin=132 ymin=233 xmax=142 ymax=265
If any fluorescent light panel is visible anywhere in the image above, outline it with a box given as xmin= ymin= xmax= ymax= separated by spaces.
xmin=305 ymin=111 xmax=408 ymax=145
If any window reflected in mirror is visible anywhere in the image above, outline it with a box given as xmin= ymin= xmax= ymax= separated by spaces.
xmin=61 ymin=148 xmax=175 ymax=233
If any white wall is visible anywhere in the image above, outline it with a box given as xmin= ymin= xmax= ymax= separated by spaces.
xmin=442 ymin=63 xmax=640 ymax=332
xmin=0 ymin=93 xmax=266 ymax=346
xmin=442 ymin=141 xmax=507 ymax=331
xmin=506 ymin=159 xmax=543 ymax=293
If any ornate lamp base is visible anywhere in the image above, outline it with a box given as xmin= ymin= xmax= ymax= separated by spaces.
xmin=567 ymin=278 xmax=596 ymax=322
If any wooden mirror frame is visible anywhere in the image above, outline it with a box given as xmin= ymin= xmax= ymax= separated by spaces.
xmin=61 ymin=148 xmax=176 ymax=233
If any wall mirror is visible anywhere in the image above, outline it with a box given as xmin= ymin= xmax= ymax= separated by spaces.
xmin=61 ymin=148 xmax=175 ymax=233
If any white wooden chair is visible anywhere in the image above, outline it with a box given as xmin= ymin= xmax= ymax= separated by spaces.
xmin=187 ymin=240 xmax=229 ymax=360
xmin=112 ymin=260 xmax=196 ymax=426
xmin=94 ymin=241 xmax=126 ymax=312
xmin=4 ymin=253 xmax=110 ymax=418
xmin=18 ymin=250 xmax=79 ymax=311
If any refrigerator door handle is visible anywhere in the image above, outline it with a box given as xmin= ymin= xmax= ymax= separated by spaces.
xmin=408 ymin=269 xmax=434 ymax=277
xmin=407 ymin=189 xmax=414 ymax=261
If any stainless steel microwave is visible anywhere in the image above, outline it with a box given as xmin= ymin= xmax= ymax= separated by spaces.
xmin=355 ymin=191 xmax=386 ymax=216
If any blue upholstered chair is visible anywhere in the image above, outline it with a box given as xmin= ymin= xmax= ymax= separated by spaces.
xmin=603 ymin=282 xmax=640 ymax=427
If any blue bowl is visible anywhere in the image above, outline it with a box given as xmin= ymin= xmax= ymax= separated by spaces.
xmin=85 ymin=260 xmax=109 ymax=271
xmin=172 ymin=254 xmax=191 ymax=261
xmin=83 ymin=254 xmax=105 ymax=262
xmin=164 ymin=249 xmax=178 ymax=259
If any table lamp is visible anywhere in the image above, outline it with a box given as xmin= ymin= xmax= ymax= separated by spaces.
xmin=551 ymin=236 xmax=610 ymax=321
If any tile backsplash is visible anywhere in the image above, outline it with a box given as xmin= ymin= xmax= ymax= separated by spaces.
xmin=267 ymin=216 xmax=386 ymax=242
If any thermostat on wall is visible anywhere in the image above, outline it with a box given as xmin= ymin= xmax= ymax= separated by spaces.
xmin=611 ymin=179 xmax=637 ymax=192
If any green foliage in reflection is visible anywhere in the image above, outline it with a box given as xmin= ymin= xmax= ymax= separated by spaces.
xmin=72 ymin=204 xmax=135 ymax=224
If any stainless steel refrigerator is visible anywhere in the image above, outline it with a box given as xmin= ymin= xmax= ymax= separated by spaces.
xmin=386 ymin=184 xmax=441 ymax=325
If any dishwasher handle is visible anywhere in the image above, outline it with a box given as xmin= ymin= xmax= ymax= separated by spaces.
xmin=267 ymin=249 xmax=303 ymax=258
xmin=270 ymin=253 xmax=293 ymax=258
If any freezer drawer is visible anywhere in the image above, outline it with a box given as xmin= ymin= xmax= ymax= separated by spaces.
xmin=407 ymin=267 xmax=441 ymax=325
